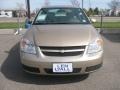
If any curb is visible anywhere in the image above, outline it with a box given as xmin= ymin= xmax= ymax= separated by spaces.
xmin=96 ymin=28 xmax=120 ymax=34
xmin=0 ymin=29 xmax=15 ymax=35
xmin=0 ymin=29 xmax=26 ymax=35
xmin=102 ymin=28 xmax=120 ymax=34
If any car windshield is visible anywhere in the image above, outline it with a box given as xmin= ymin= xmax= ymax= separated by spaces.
xmin=33 ymin=7 xmax=90 ymax=25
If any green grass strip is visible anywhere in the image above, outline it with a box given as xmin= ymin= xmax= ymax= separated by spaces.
xmin=93 ymin=22 xmax=120 ymax=28
xmin=0 ymin=22 xmax=120 ymax=29
xmin=0 ymin=22 xmax=24 ymax=29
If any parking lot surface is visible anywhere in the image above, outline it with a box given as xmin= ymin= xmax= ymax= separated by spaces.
xmin=0 ymin=34 xmax=120 ymax=90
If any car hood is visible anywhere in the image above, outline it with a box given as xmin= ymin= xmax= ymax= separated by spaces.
xmin=27 ymin=24 xmax=98 ymax=46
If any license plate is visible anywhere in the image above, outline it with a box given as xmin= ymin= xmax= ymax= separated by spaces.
xmin=53 ymin=63 xmax=73 ymax=73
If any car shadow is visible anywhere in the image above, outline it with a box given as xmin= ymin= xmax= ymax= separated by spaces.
xmin=102 ymin=33 xmax=120 ymax=42
xmin=1 ymin=43 xmax=89 ymax=85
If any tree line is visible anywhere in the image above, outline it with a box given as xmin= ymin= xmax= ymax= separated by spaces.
xmin=84 ymin=7 xmax=100 ymax=16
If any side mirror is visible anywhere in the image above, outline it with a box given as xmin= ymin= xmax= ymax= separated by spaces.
xmin=91 ymin=18 xmax=97 ymax=23
xmin=25 ymin=19 xmax=32 ymax=29
xmin=28 ymin=20 xmax=32 ymax=24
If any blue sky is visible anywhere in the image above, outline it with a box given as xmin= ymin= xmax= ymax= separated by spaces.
xmin=0 ymin=0 xmax=111 ymax=11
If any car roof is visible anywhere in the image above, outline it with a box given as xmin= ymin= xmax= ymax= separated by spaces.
xmin=42 ymin=5 xmax=80 ymax=9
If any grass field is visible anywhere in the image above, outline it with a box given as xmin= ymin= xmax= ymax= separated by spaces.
xmin=0 ymin=22 xmax=25 ymax=29
xmin=93 ymin=22 xmax=120 ymax=28
xmin=0 ymin=22 xmax=120 ymax=29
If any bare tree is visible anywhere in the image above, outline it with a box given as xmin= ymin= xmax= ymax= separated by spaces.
xmin=16 ymin=2 xmax=26 ymax=17
xmin=14 ymin=2 xmax=26 ymax=35
xmin=71 ymin=0 xmax=80 ymax=7
xmin=44 ymin=0 xmax=50 ymax=6
xmin=108 ymin=0 xmax=120 ymax=10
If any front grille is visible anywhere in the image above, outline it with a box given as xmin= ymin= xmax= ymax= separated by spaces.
xmin=40 ymin=46 xmax=86 ymax=56
xmin=44 ymin=68 xmax=81 ymax=74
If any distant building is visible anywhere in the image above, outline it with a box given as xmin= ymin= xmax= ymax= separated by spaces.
xmin=115 ymin=9 xmax=120 ymax=16
xmin=105 ymin=9 xmax=120 ymax=16
xmin=0 ymin=10 xmax=12 ymax=17
xmin=0 ymin=9 xmax=27 ymax=18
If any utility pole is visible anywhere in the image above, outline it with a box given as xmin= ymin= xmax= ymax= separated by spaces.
xmin=82 ymin=0 xmax=84 ymax=9
xmin=100 ymin=10 xmax=103 ymax=31
xmin=26 ymin=0 xmax=31 ymax=19
xmin=89 ymin=0 xmax=91 ymax=8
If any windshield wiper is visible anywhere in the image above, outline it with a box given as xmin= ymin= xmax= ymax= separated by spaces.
xmin=33 ymin=21 xmax=88 ymax=25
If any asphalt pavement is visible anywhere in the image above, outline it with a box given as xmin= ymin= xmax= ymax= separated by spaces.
xmin=90 ymin=16 xmax=120 ymax=22
xmin=0 ymin=33 xmax=120 ymax=90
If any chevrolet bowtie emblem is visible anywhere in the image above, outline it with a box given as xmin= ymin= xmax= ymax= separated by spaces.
xmin=60 ymin=50 xmax=65 ymax=53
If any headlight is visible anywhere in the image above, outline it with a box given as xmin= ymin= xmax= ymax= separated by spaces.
xmin=20 ymin=38 xmax=36 ymax=54
xmin=87 ymin=38 xmax=103 ymax=55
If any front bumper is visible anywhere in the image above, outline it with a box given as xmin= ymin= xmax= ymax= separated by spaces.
xmin=20 ymin=50 xmax=103 ymax=75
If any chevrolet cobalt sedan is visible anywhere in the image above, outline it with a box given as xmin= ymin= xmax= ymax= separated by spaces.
xmin=20 ymin=6 xmax=103 ymax=75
